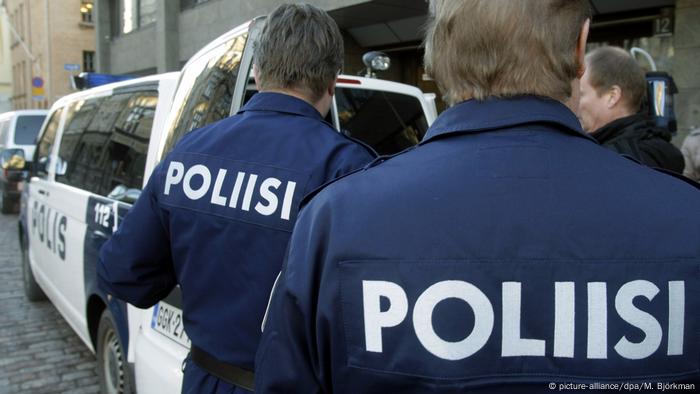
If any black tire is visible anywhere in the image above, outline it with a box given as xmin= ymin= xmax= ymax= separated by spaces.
xmin=0 ymin=193 xmax=10 ymax=214
xmin=21 ymin=231 xmax=47 ymax=301
xmin=97 ymin=309 xmax=134 ymax=394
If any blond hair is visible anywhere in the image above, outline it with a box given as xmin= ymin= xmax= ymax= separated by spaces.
xmin=424 ymin=0 xmax=591 ymax=105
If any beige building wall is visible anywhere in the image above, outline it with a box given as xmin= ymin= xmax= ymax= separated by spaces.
xmin=6 ymin=0 xmax=95 ymax=109
xmin=0 ymin=8 xmax=13 ymax=112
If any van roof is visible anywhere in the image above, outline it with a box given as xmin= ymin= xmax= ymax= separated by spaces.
xmin=193 ymin=17 xmax=425 ymax=101
xmin=50 ymin=72 xmax=180 ymax=110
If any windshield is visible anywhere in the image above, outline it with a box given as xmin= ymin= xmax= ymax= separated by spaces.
xmin=14 ymin=115 xmax=47 ymax=144
xmin=159 ymin=33 xmax=247 ymax=159
xmin=335 ymin=88 xmax=428 ymax=155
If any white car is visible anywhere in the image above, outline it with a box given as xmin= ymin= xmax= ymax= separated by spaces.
xmin=131 ymin=17 xmax=437 ymax=394
xmin=0 ymin=109 xmax=48 ymax=213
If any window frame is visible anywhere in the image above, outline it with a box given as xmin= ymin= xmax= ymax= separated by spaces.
xmin=54 ymin=88 xmax=160 ymax=196
xmin=33 ymin=107 xmax=65 ymax=179
xmin=157 ymin=22 xmax=257 ymax=159
xmin=83 ymin=51 xmax=95 ymax=73
xmin=334 ymin=86 xmax=429 ymax=155
xmin=80 ymin=0 xmax=94 ymax=24
xmin=112 ymin=0 xmax=157 ymax=36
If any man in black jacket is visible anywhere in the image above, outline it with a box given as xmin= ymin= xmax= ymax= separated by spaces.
xmin=578 ymin=46 xmax=684 ymax=173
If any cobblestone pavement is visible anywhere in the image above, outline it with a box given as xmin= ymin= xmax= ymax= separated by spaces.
xmin=0 ymin=212 xmax=100 ymax=394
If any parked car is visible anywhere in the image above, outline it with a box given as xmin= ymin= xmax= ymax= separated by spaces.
xmin=18 ymin=72 xmax=179 ymax=394
xmin=129 ymin=16 xmax=438 ymax=394
xmin=0 ymin=110 xmax=48 ymax=213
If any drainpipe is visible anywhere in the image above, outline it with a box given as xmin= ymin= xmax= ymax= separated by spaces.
xmin=44 ymin=0 xmax=51 ymax=103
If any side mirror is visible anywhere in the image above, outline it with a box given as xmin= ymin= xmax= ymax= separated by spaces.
xmin=0 ymin=149 xmax=26 ymax=170
xmin=55 ymin=157 xmax=68 ymax=176
xmin=36 ymin=156 xmax=49 ymax=175
xmin=108 ymin=184 xmax=142 ymax=204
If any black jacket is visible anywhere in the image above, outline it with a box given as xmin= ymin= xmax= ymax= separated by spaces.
xmin=591 ymin=113 xmax=685 ymax=173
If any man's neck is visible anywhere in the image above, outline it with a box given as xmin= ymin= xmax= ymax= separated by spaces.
xmin=259 ymin=88 xmax=324 ymax=116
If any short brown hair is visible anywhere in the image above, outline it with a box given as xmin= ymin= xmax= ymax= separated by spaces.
xmin=585 ymin=46 xmax=647 ymax=113
xmin=254 ymin=3 xmax=343 ymax=101
xmin=424 ymin=0 xmax=591 ymax=105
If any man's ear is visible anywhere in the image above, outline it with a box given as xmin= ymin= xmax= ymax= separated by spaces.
xmin=607 ymin=85 xmax=623 ymax=109
xmin=327 ymin=79 xmax=337 ymax=97
xmin=576 ymin=19 xmax=590 ymax=79
xmin=253 ymin=64 xmax=262 ymax=91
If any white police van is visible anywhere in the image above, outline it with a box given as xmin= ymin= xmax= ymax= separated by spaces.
xmin=130 ymin=17 xmax=437 ymax=393
xmin=18 ymin=16 xmax=436 ymax=394
xmin=18 ymin=72 xmax=179 ymax=394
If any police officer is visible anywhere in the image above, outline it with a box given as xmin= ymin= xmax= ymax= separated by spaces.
xmin=98 ymin=4 xmax=375 ymax=393
xmin=255 ymin=0 xmax=700 ymax=392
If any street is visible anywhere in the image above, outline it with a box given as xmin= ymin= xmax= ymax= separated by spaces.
xmin=0 ymin=212 xmax=99 ymax=394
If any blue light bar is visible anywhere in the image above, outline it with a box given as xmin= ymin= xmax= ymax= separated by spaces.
xmin=72 ymin=72 xmax=135 ymax=90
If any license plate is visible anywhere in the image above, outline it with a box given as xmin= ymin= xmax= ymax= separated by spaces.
xmin=151 ymin=301 xmax=191 ymax=348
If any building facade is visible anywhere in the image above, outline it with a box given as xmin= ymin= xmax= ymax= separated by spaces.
xmin=0 ymin=7 xmax=13 ymax=113
xmin=6 ymin=0 xmax=96 ymax=109
xmin=97 ymin=0 xmax=700 ymax=143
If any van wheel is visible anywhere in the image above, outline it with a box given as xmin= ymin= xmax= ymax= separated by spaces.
xmin=97 ymin=309 xmax=133 ymax=394
xmin=0 ymin=193 xmax=10 ymax=214
xmin=21 ymin=231 xmax=46 ymax=301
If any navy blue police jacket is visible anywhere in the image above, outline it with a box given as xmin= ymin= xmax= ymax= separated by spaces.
xmin=255 ymin=96 xmax=700 ymax=393
xmin=97 ymin=92 xmax=376 ymax=373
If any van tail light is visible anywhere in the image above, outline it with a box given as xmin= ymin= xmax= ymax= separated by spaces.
xmin=337 ymin=77 xmax=361 ymax=85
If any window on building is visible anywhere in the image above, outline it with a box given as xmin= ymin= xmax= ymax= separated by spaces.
xmin=80 ymin=1 xmax=94 ymax=23
xmin=139 ymin=0 xmax=156 ymax=27
xmin=83 ymin=51 xmax=95 ymax=72
xmin=114 ymin=0 xmax=156 ymax=35
xmin=181 ymin=0 xmax=211 ymax=10
xmin=122 ymin=0 xmax=137 ymax=34
xmin=10 ymin=12 xmax=16 ymax=44
xmin=18 ymin=4 xmax=24 ymax=40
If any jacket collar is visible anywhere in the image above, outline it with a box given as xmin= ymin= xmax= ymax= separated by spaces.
xmin=590 ymin=113 xmax=672 ymax=144
xmin=239 ymin=92 xmax=323 ymax=120
xmin=421 ymin=95 xmax=595 ymax=145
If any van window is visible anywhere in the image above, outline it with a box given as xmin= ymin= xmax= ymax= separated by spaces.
xmin=161 ymin=33 xmax=246 ymax=157
xmin=14 ymin=115 xmax=47 ymax=144
xmin=55 ymin=92 xmax=158 ymax=196
xmin=102 ymin=92 xmax=158 ymax=194
xmin=34 ymin=108 xmax=64 ymax=179
xmin=56 ymin=98 xmax=106 ymax=193
xmin=335 ymin=88 xmax=428 ymax=155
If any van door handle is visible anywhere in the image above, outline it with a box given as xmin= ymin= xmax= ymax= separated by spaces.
xmin=38 ymin=189 xmax=49 ymax=196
